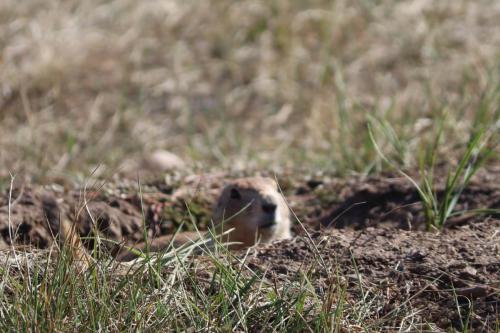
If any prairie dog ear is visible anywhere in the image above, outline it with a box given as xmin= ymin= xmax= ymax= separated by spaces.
xmin=230 ymin=187 xmax=241 ymax=200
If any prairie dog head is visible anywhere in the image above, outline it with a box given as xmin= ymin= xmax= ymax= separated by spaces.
xmin=212 ymin=177 xmax=292 ymax=249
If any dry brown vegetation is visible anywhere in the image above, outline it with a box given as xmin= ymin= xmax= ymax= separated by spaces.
xmin=1 ymin=0 xmax=499 ymax=182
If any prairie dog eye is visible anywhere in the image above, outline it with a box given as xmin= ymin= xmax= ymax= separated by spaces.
xmin=230 ymin=188 xmax=241 ymax=200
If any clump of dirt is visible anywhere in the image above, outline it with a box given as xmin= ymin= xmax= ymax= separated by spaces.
xmin=0 ymin=168 xmax=498 ymax=330
xmin=0 ymin=189 xmax=58 ymax=249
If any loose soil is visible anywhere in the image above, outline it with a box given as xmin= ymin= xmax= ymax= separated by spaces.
xmin=0 ymin=168 xmax=499 ymax=331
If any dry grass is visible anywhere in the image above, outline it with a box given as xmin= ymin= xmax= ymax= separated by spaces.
xmin=1 ymin=2 xmax=499 ymax=331
xmin=1 ymin=0 xmax=499 ymax=184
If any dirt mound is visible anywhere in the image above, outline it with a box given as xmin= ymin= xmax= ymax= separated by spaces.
xmin=0 ymin=188 xmax=147 ymax=251
xmin=0 ymin=169 xmax=498 ymax=330
xmin=315 ymin=172 xmax=500 ymax=230
xmin=248 ymin=218 xmax=499 ymax=330
xmin=0 ymin=177 xmax=220 ymax=252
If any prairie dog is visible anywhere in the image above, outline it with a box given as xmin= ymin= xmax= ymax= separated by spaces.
xmin=116 ymin=177 xmax=292 ymax=261
xmin=212 ymin=177 xmax=292 ymax=249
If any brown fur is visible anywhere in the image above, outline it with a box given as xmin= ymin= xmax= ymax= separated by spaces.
xmin=41 ymin=195 xmax=93 ymax=270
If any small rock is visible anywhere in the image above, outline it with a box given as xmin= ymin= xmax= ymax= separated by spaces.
xmin=145 ymin=150 xmax=186 ymax=171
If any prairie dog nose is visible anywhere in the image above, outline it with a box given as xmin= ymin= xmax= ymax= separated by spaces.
xmin=262 ymin=200 xmax=277 ymax=214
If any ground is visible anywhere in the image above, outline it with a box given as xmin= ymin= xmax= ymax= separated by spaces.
xmin=1 ymin=167 xmax=498 ymax=331
xmin=1 ymin=0 xmax=499 ymax=331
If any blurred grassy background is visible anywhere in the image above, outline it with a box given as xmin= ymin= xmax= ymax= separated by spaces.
xmin=0 ymin=0 xmax=499 ymax=183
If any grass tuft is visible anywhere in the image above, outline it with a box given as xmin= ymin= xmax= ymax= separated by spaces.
xmin=369 ymin=114 xmax=499 ymax=230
